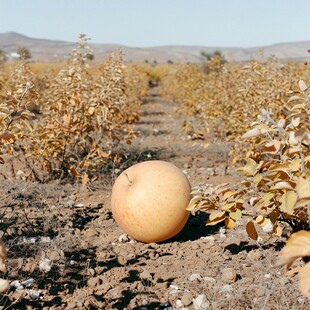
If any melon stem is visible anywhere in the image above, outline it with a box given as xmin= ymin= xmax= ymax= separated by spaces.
xmin=124 ymin=172 xmax=133 ymax=185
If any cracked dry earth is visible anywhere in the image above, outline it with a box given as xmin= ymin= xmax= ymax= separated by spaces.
xmin=0 ymin=88 xmax=309 ymax=309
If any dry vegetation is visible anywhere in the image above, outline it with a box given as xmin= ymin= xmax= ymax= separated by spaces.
xmin=0 ymin=36 xmax=310 ymax=306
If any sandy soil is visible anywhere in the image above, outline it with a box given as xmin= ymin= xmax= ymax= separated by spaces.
xmin=0 ymin=88 xmax=309 ymax=309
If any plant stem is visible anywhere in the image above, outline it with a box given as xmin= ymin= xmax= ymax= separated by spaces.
xmin=124 ymin=172 xmax=133 ymax=185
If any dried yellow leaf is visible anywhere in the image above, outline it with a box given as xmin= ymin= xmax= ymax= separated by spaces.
xmin=296 ymin=177 xmax=310 ymax=199
xmin=262 ymin=192 xmax=275 ymax=203
xmin=280 ymin=191 xmax=298 ymax=215
xmin=229 ymin=208 xmax=242 ymax=221
xmin=221 ymin=202 xmax=235 ymax=211
xmin=206 ymin=210 xmax=226 ymax=226
xmin=222 ymin=190 xmax=237 ymax=201
xmin=225 ymin=218 xmax=236 ymax=229
xmin=273 ymin=224 xmax=283 ymax=237
xmin=237 ymin=158 xmax=259 ymax=176
xmin=274 ymin=230 xmax=310 ymax=268
xmin=186 ymin=197 xmax=202 ymax=211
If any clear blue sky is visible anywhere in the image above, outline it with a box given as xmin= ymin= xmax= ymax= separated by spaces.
xmin=0 ymin=0 xmax=309 ymax=48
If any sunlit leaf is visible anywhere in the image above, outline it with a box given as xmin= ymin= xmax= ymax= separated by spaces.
xmin=298 ymin=80 xmax=308 ymax=92
xmin=279 ymin=191 xmax=298 ymax=215
xmin=270 ymin=181 xmax=294 ymax=191
xmin=274 ymin=230 xmax=310 ymax=268
xmin=186 ymin=197 xmax=202 ymax=211
xmin=273 ymin=225 xmax=283 ymax=237
xmin=82 ymin=172 xmax=89 ymax=187
xmin=229 ymin=208 xmax=242 ymax=221
xmin=253 ymin=174 xmax=263 ymax=186
xmin=291 ymin=117 xmax=301 ymax=127
xmin=237 ymin=158 xmax=259 ymax=176
xmin=296 ymin=177 xmax=310 ymax=199
xmin=221 ymin=202 xmax=235 ymax=211
xmin=206 ymin=210 xmax=226 ymax=226
xmin=222 ymin=190 xmax=237 ymax=200
xmin=262 ymin=192 xmax=275 ymax=203
xmin=290 ymin=159 xmax=301 ymax=172
xmin=225 ymin=217 xmax=236 ymax=229
xmin=241 ymin=127 xmax=261 ymax=139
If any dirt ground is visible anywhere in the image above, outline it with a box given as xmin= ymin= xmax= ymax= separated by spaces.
xmin=0 ymin=87 xmax=309 ymax=309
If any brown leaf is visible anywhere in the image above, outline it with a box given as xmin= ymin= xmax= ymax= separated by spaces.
xmin=0 ymin=132 xmax=14 ymax=141
xmin=82 ymin=172 xmax=89 ymax=187
xmin=69 ymin=166 xmax=79 ymax=179
xmin=246 ymin=221 xmax=258 ymax=240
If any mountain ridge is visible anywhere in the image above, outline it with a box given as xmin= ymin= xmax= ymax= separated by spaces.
xmin=0 ymin=32 xmax=309 ymax=63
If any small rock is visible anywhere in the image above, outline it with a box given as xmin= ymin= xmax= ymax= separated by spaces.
xmin=169 ymin=284 xmax=179 ymax=294
xmin=74 ymin=203 xmax=85 ymax=208
xmin=189 ymin=273 xmax=202 ymax=282
xmin=252 ymin=286 xmax=265 ymax=297
xmin=247 ymin=250 xmax=263 ymax=260
xmin=117 ymin=256 xmax=128 ymax=266
xmin=39 ymin=259 xmax=52 ymax=273
xmin=11 ymin=280 xmax=23 ymax=290
xmin=87 ymin=277 xmax=100 ymax=288
xmin=193 ymin=294 xmax=209 ymax=309
xmin=210 ymin=244 xmax=221 ymax=252
xmin=21 ymin=278 xmax=34 ymax=288
xmin=219 ymin=227 xmax=226 ymax=238
xmin=175 ymin=299 xmax=184 ymax=309
xmin=97 ymin=283 xmax=111 ymax=294
xmin=141 ymin=299 xmax=148 ymax=306
xmin=29 ymin=289 xmax=40 ymax=299
xmin=16 ymin=170 xmax=25 ymax=177
xmin=219 ymin=227 xmax=226 ymax=234
xmin=159 ymin=303 xmax=173 ymax=310
xmin=84 ymin=228 xmax=99 ymax=238
xmin=181 ymin=291 xmax=193 ymax=306
xmin=136 ymin=282 xmax=144 ymax=292
xmin=157 ymin=281 xmax=169 ymax=289
xmin=149 ymin=250 xmax=159 ymax=260
xmin=221 ymin=268 xmax=237 ymax=283
xmin=203 ymin=276 xmax=216 ymax=283
xmin=262 ymin=219 xmax=273 ymax=233
xmin=140 ymin=270 xmax=152 ymax=281
xmin=221 ymin=284 xmax=233 ymax=294
xmin=66 ymin=301 xmax=77 ymax=309
xmin=191 ymin=243 xmax=200 ymax=250
xmin=118 ymin=233 xmax=129 ymax=242
xmin=200 ymin=236 xmax=215 ymax=242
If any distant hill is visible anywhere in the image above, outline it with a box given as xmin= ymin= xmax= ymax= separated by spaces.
xmin=0 ymin=32 xmax=309 ymax=63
